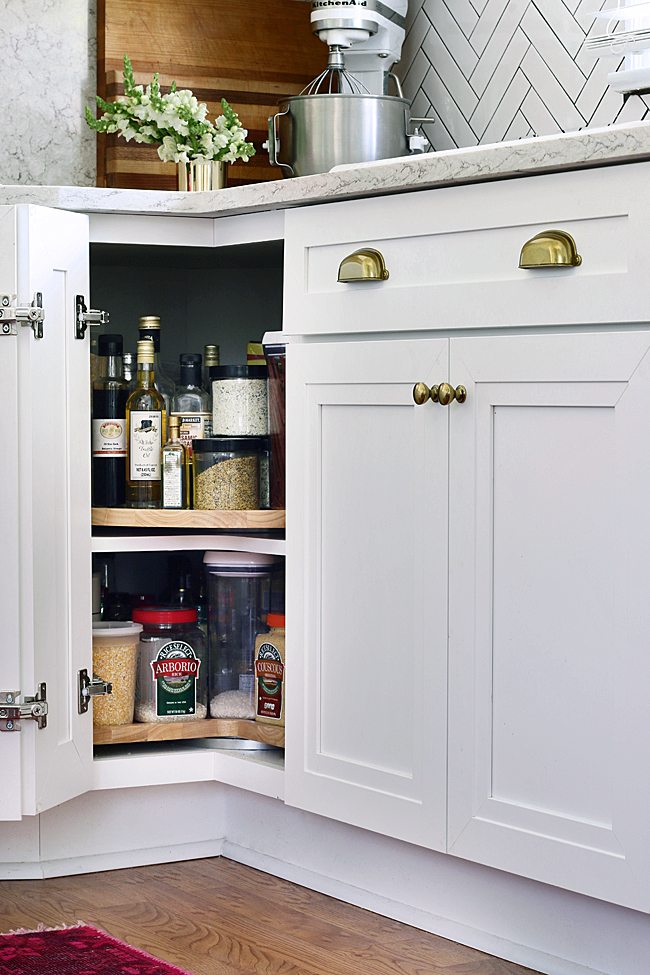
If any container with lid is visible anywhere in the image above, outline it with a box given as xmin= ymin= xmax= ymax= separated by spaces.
xmin=254 ymin=613 xmax=285 ymax=727
xmin=133 ymin=606 xmax=207 ymax=722
xmin=193 ymin=437 xmax=261 ymax=510
xmin=210 ymin=365 xmax=268 ymax=436
xmin=204 ymin=552 xmax=279 ymax=720
xmin=92 ymin=622 xmax=142 ymax=726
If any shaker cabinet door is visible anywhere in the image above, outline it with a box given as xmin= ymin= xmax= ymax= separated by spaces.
xmin=285 ymin=337 xmax=449 ymax=850
xmin=447 ymin=330 xmax=650 ymax=910
xmin=0 ymin=205 xmax=93 ymax=820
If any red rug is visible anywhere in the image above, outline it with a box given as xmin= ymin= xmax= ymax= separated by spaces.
xmin=0 ymin=923 xmax=193 ymax=975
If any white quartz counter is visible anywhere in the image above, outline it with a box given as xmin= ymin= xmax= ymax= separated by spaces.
xmin=2 ymin=121 xmax=650 ymax=219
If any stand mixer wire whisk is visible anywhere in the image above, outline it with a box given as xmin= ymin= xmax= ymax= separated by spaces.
xmin=301 ymin=46 xmax=370 ymax=95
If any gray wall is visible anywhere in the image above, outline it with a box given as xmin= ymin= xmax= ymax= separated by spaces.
xmin=0 ymin=0 xmax=97 ymax=186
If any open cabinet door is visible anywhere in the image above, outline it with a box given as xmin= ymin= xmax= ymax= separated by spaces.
xmin=0 ymin=205 xmax=93 ymax=820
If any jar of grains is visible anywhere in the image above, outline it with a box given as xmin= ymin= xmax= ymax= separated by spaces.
xmin=193 ymin=438 xmax=261 ymax=510
xmin=132 ymin=606 xmax=207 ymax=722
xmin=254 ymin=613 xmax=285 ymax=727
xmin=92 ymin=622 xmax=142 ymax=726
xmin=210 ymin=365 xmax=268 ymax=436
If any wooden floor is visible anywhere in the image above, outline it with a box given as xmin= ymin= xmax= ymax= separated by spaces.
xmin=0 ymin=857 xmax=543 ymax=975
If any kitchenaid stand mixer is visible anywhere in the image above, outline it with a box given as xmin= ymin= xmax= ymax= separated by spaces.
xmin=265 ymin=0 xmax=434 ymax=176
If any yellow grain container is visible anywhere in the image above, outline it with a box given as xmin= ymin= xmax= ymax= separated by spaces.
xmin=91 ymin=622 xmax=142 ymax=726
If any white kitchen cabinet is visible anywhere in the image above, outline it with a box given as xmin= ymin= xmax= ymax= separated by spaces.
xmin=0 ymin=204 xmax=94 ymax=819
xmin=284 ymin=337 xmax=449 ymax=849
xmin=0 ymin=203 xmax=286 ymax=822
xmin=285 ymin=325 xmax=650 ymax=910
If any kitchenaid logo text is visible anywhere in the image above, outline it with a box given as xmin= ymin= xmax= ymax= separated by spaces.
xmin=312 ymin=1 xmax=368 ymax=8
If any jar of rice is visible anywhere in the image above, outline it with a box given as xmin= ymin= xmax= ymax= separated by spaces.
xmin=91 ymin=622 xmax=142 ymax=726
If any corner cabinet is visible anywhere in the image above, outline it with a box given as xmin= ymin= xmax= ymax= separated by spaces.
xmin=0 ymin=201 xmax=286 ymax=823
xmin=283 ymin=164 xmax=650 ymax=913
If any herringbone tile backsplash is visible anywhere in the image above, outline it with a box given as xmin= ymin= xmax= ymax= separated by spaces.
xmin=396 ymin=0 xmax=650 ymax=151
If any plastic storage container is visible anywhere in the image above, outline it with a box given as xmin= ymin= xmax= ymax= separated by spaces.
xmin=132 ymin=606 xmax=207 ymax=722
xmin=210 ymin=365 xmax=268 ymax=436
xmin=204 ymin=552 xmax=279 ymax=719
xmin=192 ymin=437 xmax=262 ymax=510
xmin=91 ymin=622 xmax=142 ymax=726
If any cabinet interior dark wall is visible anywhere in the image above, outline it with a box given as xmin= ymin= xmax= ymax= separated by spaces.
xmin=90 ymin=241 xmax=284 ymax=381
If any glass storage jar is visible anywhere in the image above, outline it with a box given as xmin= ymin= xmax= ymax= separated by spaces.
xmin=204 ymin=552 xmax=279 ymax=720
xmin=210 ymin=365 xmax=268 ymax=436
xmin=193 ymin=437 xmax=262 ymax=510
xmin=92 ymin=622 xmax=142 ymax=727
xmin=132 ymin=606 xmax=207 ymax=722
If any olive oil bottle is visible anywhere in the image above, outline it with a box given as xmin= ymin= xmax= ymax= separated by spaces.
xmin=125 ymin=339 xmax=166 ymax=508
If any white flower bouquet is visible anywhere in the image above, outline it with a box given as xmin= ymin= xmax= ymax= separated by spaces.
xmin=86 ymin=56 xmax=255 ymax=165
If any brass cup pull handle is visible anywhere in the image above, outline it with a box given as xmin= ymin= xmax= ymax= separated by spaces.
xmin=432 ymin=382 xmax=467 ymax=406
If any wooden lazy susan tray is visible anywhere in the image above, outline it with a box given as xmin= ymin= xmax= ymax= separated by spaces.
xmin=94 ymin=717 xmax=284 ymax=747
xmin=92 ymin=508 xmax=285 ymax=529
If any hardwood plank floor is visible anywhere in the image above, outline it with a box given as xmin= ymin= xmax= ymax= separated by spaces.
xmin=0 ymin=858 xmax=543 ymax=975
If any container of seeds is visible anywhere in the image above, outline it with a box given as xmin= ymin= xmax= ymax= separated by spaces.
xmin=91 ymin=622 xmax=142 ymax=726
xmin=193 ymin=437 xmax=262 ymax=510
xmin=210 ymin=365 xmax=268 ymax=436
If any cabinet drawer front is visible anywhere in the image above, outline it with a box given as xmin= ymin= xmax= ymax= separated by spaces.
xmin=284 ymin=162 xmax=650 ymax=334
xmin=447 ymin=329 xmax=650 ymax=911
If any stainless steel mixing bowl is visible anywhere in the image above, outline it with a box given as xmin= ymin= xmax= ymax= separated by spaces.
xmin=267 ymin=93 xmax=412 ymax=177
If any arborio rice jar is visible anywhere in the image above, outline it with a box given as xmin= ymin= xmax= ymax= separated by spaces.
xmin=92 ymin=622 xmax=142 ymax=726
xmin=132 ymin=607 xmax=207 ymax=722
xmin=210 ymin=365 xmax=268 ymax=436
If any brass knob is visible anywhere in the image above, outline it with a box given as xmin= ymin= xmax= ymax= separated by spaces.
xmin=338 ymin=248 xmax=389 ymax=283
xmin=432 ymin=383 xmax=467 ymax=406
xmin=413 ymin=382 xmax=430 ymax=405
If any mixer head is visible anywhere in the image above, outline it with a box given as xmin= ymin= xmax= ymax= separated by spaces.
xmin=293 ymin=0 xmax=408 ymax=95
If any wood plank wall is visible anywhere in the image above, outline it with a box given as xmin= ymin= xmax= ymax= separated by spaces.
xmin=96 ymin=0 xmax=327 ymax=189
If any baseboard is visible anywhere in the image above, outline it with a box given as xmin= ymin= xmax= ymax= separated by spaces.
xmin=222 ymin=840 xmax=610 ymax=975
xmin=0 ymin=838 xmax=225 ymax=881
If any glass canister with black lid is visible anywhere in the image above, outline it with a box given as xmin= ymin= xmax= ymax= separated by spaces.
xmin=132 ymin=606 xmax=207 ymax=722
xmin=210 ymin=365 xmax=268 ymax=437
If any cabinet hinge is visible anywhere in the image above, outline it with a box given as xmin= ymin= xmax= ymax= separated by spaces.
xmin=0 ymin=684 xmax=48 ymax=731
xmin=0 ymin=293 xmax=45 ymax=339
xmin=78 ymin=669 xmax=113 ymax=714
xmin=75 ymin=296 xmax=108 ymax=340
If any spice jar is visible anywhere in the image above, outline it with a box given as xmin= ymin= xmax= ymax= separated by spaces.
xmin=210 ymin=365 xmax=268 ymax=436
xmin=132 ymin=606 xmax=207 ymax=722
xmin=254 ymin=613 xmax=285 ymax=727
xmin=92 ymin=622 xmax=142 ymax=726
xmin=193 ymin=438 xmax=262 ymax=510
xmin=204 ymin=552 xmax=279 ymax=719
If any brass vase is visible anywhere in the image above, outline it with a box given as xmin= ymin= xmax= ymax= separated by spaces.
xmin=177 ymin=160 xmax=227 ymax=191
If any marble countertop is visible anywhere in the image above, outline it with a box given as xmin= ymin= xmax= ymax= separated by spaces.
xmin=2 ymin=121 xmax=650 ymax=219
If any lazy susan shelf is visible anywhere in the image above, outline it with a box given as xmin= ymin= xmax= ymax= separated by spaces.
xmin=93 ymin=717 xmax=284 ymax=748
xmin=92 ymin=508 xmax=285 ymax=529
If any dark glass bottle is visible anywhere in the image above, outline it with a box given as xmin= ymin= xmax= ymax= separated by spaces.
xmin=92 ymin=334 xmax=129 ymax=507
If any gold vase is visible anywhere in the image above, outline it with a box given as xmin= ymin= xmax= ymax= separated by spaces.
xmin=177 ymin=160 xmax=227 ymax=191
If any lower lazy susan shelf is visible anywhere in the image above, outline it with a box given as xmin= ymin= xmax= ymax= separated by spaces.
xmin=92 ymin=508 xmax=285 ymax=529
xmin=93 ymin=717 xmax=284 ymax=748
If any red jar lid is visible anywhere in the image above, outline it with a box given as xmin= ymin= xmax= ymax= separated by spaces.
xmin=133 ymin=606 xmax=198 ymax=624
xmin=267 ymin=613 xmax=285 ymax=627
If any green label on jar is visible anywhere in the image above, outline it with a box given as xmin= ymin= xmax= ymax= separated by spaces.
xmin=150 ymin=640 xmax=200 ymax=717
